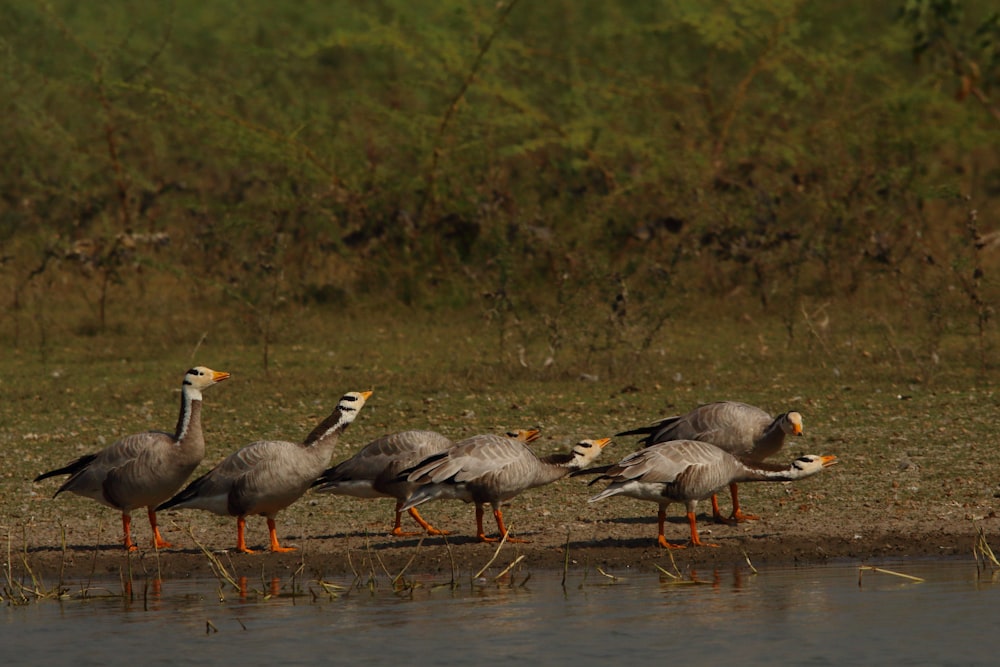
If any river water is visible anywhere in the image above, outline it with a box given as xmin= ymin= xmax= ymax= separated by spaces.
xmin=2 ymin=559 xmax=997 ymax=666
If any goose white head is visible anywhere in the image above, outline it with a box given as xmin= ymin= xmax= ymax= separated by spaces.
xmin=183 ymin=366 xmax=231 ymax=401
xmin=569 ymin=438 xmax=613 ymax=468
xmin=338 ymin=390 xmax=372 ymax=423
xmin=781 ymin=411 xmax=804 ymax=437
xmin=302 ymin=390 xmax=372 ymax=446
xmin=789 ymin=454 xmax=837 ymax=478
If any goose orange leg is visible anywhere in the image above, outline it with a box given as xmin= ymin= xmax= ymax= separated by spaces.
xmin=236 ymin=516 xmax=256 ymax=554
xmin=711 ymin=483 xmax=759 ymax=524
xmin=267 ymin=517 xmax=296 ymax=553
xmin=390 ymin=503 xmax=450 ymax=536
xmin=687 ymin=510 xmax=719 ymax=548
xmin=390 ymin=502 xmax=420 ymax=536
xmin=148 ymin=508 xmax=172 ymax=549
xmin=407 ymin=507 xmax=450 ymax=536
xmin=475 ymin=505 xmax=528 ymax=543
xmin=656 ymin=506 xmax=685 ymax=549
xmin=475 ymin=504 xmax=491 ymax=541
xmin=710 ymin=493 xmax=734 ymax=524
xmin=728 ymin=483 xmax=760 ymax=522
xmin=122 ymin=513 xmax=138 ymax=551
xmin=493 ymin=508 xmax=528 ymax=543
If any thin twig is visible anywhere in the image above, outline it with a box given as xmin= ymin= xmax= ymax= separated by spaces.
xmin=561 ymin=529 xmax=571 ymax=589
xmin=186 ymin=526 xmax=241 ymax=593
xmin=494 ymin=555 xmax=526 ymax=581
xmin=858 ymin=565 xmax=925 ymax=584
xmin=474 ymin=529 xmax=511 ymax=580
xmin=391 ymin=536 xmax=425 ymax=587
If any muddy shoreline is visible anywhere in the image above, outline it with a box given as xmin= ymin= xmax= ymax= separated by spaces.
xmin=12 ymin=517 xmax=986 ymax=584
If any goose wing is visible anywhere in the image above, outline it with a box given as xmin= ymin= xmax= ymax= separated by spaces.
xmin=604 ymin=440 xmax=730 ymax=484
xmin=159 ymin=439 xmax=297 ymax=515
xmin=591 ymin=440 xmax=738 ymax=504
xmin=51 ymin=431 xmax=175 ymax=506
xmin=621 ymin=402 xmax=771 ymax=452
xmin=406 ymin=434 xmax=532 ymax=485
xmin=101 ymin=431 xmax=195 ymax=508
xmin=324 ymin=431 xmax=453 ymax=484
xmin=668 ymin=402 xmax=770 ymax=445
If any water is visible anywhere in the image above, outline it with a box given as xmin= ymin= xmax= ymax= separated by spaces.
xmin=3 ymin=560 xmax=998 ymax=666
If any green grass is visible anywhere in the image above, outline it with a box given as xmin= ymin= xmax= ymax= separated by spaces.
xmin=3 ymin=299 xmax=996 ymax=559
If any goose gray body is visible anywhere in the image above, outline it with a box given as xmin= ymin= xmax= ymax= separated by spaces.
xmin=158 ymin=390 xmax=370 ymax=553
xmin=616 ymin=402 xmax=803 ymax=521
xmin=33 ymin=366 xmax=230 ymax=550
xmin=312 ymin=429 xmax=455 ymax=535
xmin=401 ymin=434 xmax=611 ymax=542
xmin=583 ymin=439 xmax=835 ymax=548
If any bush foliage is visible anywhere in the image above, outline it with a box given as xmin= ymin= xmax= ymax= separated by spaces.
xmin=1 ymin=0 xmax=999 ymax=375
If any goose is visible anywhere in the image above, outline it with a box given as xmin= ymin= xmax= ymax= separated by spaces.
xmin=617 ymin=402 xmax=802 ymax=522
xmin=312 ymin=429 xmax=454 ymax=536
xmin=579 ymin=439 xmax=835 ymax=548
xmin=157 ymin=390 xmax=371 ymax=553
xmin=33 ymin=366 xmax=230 ymax=550
xmin=400 ymin=434 xmax=612 ymax=543
xmin=311 ymin=428 xmax=542 ymax=536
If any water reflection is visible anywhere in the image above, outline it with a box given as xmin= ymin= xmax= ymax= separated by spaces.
xmin=2 ymin=560 xmax=998 ymax=666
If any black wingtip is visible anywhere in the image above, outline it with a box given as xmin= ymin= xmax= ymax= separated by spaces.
xmin=570 ymin=464 xmax=613 ymax=478
xmin=614 ymin=426 xmax=656 ymax=437
xmin=33 ymin=453 xmax=99 ymax=483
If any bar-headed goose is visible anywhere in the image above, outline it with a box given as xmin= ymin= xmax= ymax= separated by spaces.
xmin=580 ymin=439 xmax=835 ymax=548
xmin=312 ymin=429 xmax=455 ymax=536
xmin=311 ymin=428 xmax=542 ymax=536
xmin=400 ymin=433 xmax=611 ymax=543
xmin=158 ymin=390 xmax=371 ymax=553
xmin=34 ymin=366 xmax=230 ymax=550
xmin=617 ymin=402 xmax=803 ymax=522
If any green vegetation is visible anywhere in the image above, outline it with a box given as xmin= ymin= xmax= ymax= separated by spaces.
xmin=1 ymin=0 xmax=999 ymax=380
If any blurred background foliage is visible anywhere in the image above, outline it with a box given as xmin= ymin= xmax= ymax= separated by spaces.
xmin=1 ymin=0 xmax=999 ymax=381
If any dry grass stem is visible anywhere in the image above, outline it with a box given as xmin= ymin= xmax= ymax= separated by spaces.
xmin=390 ymin=536 xmax=424 ymax=588
xmin=494 ymin=554 xmax=526 ymax=581
xmin=857 ymin=565 xmax=925 ymax=585
xmin=185 ymin=526 xmax=241 ymax=597
xmin=974 ymin=525 xmax=999 ymax=571
xmin=473 ymin=529 xmax=511 ymax=580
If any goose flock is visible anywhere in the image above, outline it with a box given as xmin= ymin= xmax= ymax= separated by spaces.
xmin=32 ymin=368 xmax=838 ymax=553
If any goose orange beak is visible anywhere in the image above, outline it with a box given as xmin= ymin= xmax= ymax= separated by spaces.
xmin=517 ymin=429 xmax=542 ymax=443
xmin=212 ymin=370 xmax=231 ymax=382
xmin=820 ymin=455 xmax=837 ymax=467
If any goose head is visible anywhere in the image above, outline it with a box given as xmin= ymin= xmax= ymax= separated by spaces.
xmin=302 ymin=390 xmax=373 ymax=446
xmin=338 ymin=390 xmax=373 ymax=424
xmin=789 ymin=454 xmax=837 ymax=478
xmin=506 ymin=428 xmax=542 ymax=443
xmin=780 ymin=411 xmax=804 ymax=437
xmin=568 ymin=437 xmax=613 ymax=468
xmin=183 ymin=366 xmax=230 ymax=400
